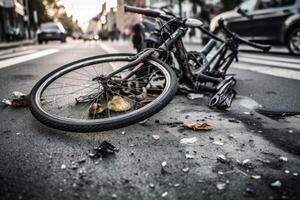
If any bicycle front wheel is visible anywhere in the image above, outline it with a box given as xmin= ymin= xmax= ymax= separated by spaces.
xmin=30 ymin=53 xmax=178 ymax=132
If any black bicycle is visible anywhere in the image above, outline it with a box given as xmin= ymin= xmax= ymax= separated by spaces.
xmin=29 ymin=6 xmax=271 ymax=132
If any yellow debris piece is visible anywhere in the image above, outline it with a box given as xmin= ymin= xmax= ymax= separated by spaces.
xmin=187 ymin=122 xmax=213 ymax=131
xmin=89 ymin=103 xmax=105 ymax=115
xmin=108 ymin=96 xmax=131 ymax=112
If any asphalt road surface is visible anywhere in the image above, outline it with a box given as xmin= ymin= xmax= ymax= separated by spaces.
xmin=0 ymin=39 xmax=299 ymax=200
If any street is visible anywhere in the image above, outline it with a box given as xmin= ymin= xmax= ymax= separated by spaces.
xmin=0 ymin=39 xmax=300 ymax=200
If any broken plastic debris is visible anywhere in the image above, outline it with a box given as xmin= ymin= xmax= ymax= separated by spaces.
xmin=13 ymin=91 xmax=26 ymax=99
xmin=251 ymin=175 xmax=261 ymax=180
xmin=16 ymin=132 xmax=21 ymax=136
xmin=185 ymin=153 xmax=195 ymax=159
xmin=187 ymin=93 xmax=204 ymax=100
xmin=152 ymin=135 xmax=160 ymax=140
xmin=243 ymin=111 xmax=251 ymax=115
xmin=180 ymin=137 xmax=198 ymax=145
xmin=161 ymin=161 xmax=167 ymax=167
xmin=61 ymin=164 xmax=66 ymax=169
xmin=182 ymin=167 xmax=190 ymax=173
xmin=217 ymin=154 xmax=227 ymax=163
xmin=2 ymin=99 xmax=12 ymax=106
xmin=90 ymin=141 xmax=118 ymax=158
xmin=108 ymin=96 xmax=131 ymax=112
xmin=187 ymin=122 xmax=213 ymax=131
xmin=89 ymin=103 xmax=105 ymax=115
xmin=270 ymin=180 xmax=282 ymax=188
xmin=293 ymin=172 xmax=298 ymax=176
xmin=161 ymin=192 xmax=168 ymax=198
xmin=174 ymin=183 xmax=180 ymax=187
xmin=121 ymin=131 xmax=126 ymax=135
xmin=284 ymin=170 xmax=290 ymax=174
xmin=149 ymin=183 xmax=155 ymax=188
xmin=213 ymin=141 xmax=224 ymax=146
xmin=112 ymin=194 xmax=117 ymax=199
xmin=242 ymin=159 xmax=251 ymax=165
xmin=216 ymin=182 xmax=226 ymax=190
xmin=279 ymin=156 xmax=288 ymax=162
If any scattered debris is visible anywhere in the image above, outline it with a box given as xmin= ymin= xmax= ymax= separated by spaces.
xmin=89 ymin=103 xmax=105 ymax=115
xmin=213 ymin=141 xmax=224 ymax=146
xmin=242 ymin=159 xmax=251 ymax=165
xmin=89 ymin=141 xmax=118 ymax=158
xmin=152 ymin=135 xmax=160 ymax=140
xmin=161 ymin=161 xmax=169 ymax=175
xmin=161 ymin=192 xmax=168 ymax=198
xmin=139 ymin=119 xmax=148 ymax=125
xmin=174 ymin=183 xmax=180 ymax=187
xmin=288 ymin=130 xmax=294 ymax=133
xmin=186 ymin=122 xmax=213 ymax=131
xmin=293 ymin=173 xmax=298 ymax=176
xmin=251 ymin=175 xmax=261 ymax=180
xmin=16 ymin=132 xmax=21 ymax=136
xmin=182 ymin=167 xmax=190 ymax=173
xmin=121 ymin=131 xmax=126 ymax=135
xmin=241 ymin=159 xmax=255 ymax=169
xmin=2 ymin=99 xmax=12 ymax=106
xmin=270 ymin=180 xmax=282 ymax=188
xmin=2 ymin=91 xmax=30 ymax=107
xmin=112 ymin=193 xmax=117 ymax=199
xmin=149 ymin=183 xmax=155 ymax=188
xmin=180 ymin=137 xmax=198 ymax=145
xmin=243 ymin=112 xmax=251 ymax=115
xmin=217 ymin=155 xmax=227 ymax=163
xmin=228 ymin=134 xmax=235 ymax=139
xmin=78 ymin=158 xmax=86 ymax=164
xmin=216 ymin=182 xmax=226 ymax=190
xmin=284 ymin=170 xmax=290 ymax=174
xmin=218 ymin=171 xmax=224 ymax=175
xmin=108 ymin=96 xmax=131 ymax=112
xmin=187 ymin=93 xmax=204 ymax=100
xmin=279 ymin=156 xmax=288 ymax=162
xmin=61 ymin=164 xmax=66 ymax=169
xmin=185 ymin=153 xmax=195 ymax=159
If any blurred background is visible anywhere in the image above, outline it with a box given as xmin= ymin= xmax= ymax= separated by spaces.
xmin=0 ymin=0 xmax=245 ymax=46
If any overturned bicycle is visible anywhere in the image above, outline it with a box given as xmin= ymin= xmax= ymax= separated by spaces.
xmin=29 ymin=5 xmax=271 ymax=132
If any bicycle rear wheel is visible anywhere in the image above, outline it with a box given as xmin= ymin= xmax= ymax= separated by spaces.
xmin=30 ymin=53 xmax=178 ymax=132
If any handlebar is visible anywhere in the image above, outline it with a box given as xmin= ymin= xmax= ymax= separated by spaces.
xmin=124 ymin=5 xmax=171 ymax=21
xmin=124 ymin=5 xmax=271 ymax=52
xmin=218 ymin=19 xmax=271 ymax=52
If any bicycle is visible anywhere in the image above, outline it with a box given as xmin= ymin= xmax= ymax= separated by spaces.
xmin=29 ymin=6 xmax=271 ymax=132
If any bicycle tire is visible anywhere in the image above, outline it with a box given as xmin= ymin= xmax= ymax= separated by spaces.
xmin=29 ymin=53 xmax=178 ymax=132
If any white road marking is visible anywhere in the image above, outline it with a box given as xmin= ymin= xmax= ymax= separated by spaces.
xmin=239 ymin=56 xmax=300 ymax=70
xmin=241 ymin=53 xmax=300 ymax=65
xmin=0 ymin=49 xmax=59 ymax=70
xmin=232 ymin=63 xmax=300 ymax=80
xmin=0 ymin=49 xmax=37 ymax=60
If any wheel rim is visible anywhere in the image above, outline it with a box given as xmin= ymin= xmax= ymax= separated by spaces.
xmin=289 ymin=29 xmax=300 ymax=54
xmin=34 ymin=55 xmax=172 ymax=124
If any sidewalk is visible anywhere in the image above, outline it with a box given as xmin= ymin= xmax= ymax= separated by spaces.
xmin=0 ymin=39 xmax=36 ymax=50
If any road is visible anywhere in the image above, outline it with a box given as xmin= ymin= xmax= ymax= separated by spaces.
xmin=0 ymin=39 xmax=299 ymax=200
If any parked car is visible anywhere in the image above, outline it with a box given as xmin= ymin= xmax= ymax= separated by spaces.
xmin=37 ymin=22 xmax=67 ymax=44
xmin=210 ymin=0 xmax=300 ymax=55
